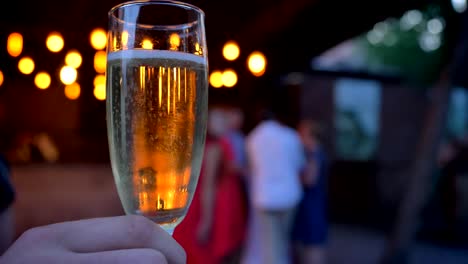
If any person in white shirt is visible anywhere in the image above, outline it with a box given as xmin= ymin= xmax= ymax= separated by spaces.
xmin=243 ymin=109 xmax=306 ymax=264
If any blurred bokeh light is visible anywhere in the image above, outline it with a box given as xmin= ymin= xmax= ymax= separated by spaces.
xmin=65 ymin=50 xmax=83 ymax=69
xmin=142 ymin=39 xmax=154 ymax=50
xmin=94 ymin=74 xmax=106 ymax=87
xmin=46 ymin=32 xmax=64 ymax=53
xmin=209 ymin=70 xmax=223 ymax=88
xmin=94 ymin=51 xmax=107 ymax=73
xmin=18 ymin=57 xmax=35 ymax=75
xmin=169 ymin=33 xmax=180 ymax=50
xmin=64 ymin=82 xmax=81 ymax=100
xmin=90 ymin=28 xmax=107 ymax=50
xmin=222 ymin=69 xmax=238 ymax=88
xmin=34 ymin=72 xmax=51 ymax=90
xmin=247 ymin=51 xmax=266 ymax=77
xmin=60 ymin=66 xmax=77 ymax=85
xmin=222 ymin=41 xmax=240 ymax=61
xmin=94 ymin=84 xmax=106 ymax=101
xmin=7 ymin=32 xmax=23 ymax=57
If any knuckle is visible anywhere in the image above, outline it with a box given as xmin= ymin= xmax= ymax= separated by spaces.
xmin=125 ymin=215 xmax=155 ymax=244
xmin=19 ymin=225 xmax=51 ymax=244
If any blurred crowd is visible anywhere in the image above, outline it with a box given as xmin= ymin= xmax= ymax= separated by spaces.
xmin=173 ymin=104 xmax=330 ymax=264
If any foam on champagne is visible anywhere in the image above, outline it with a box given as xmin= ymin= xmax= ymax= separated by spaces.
xmin=107 ymin=49 xmax=207 ymax=65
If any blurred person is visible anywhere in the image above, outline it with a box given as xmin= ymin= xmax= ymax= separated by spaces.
xmin=223 ymin=106 xmax=248 ymax=176
xmin=291 ymin=119 xmax=329 ymax=264
xmin=0 ymin=154 xmax=14 ymax=255
xmin=0 ymin=215 xmax=186 ymax=264
xmin=244 ymin=105 xmax=306 ymax=264
xmin=174 ymin=107 xmax=247 ymax=264
xmin=222 ymin=106 xmax=249 ymax=210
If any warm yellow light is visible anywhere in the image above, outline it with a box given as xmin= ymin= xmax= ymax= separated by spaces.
xmin=223 ymin=41 xmax=240 ymax=61
xmin=34 ymin=72 xmax=51 ymax=90
xmin=247 ymin=51 xmax=267 ymax=77
xmin=18 ymin=57 xmax=35 ymax=75
xmin=122 ymin=31 xmax=129 ymax=47
xmin=94 ymin=51 xmax=107 ymax=73
xmin=142 ymin=39 xmax=154 ymax=49
xmin=222 ymin=69 xmax=238 ymax=88
xmin=46 ymin=32 xmax=64 ymax=53
xmin=209 ymin=71 xmax=223 ymax=88
xmin=65 ymin=50 xmax=82 ymax=68
xmin=169 ymin=33 xmax=180 ymax=50
xmin=7 ymin=32 xmax=23 ymax=57
xmin=94 ymin=74 xmax=106 ymax=87
xmin=60 ymin=66 xmax=77 ymax=85
xmin=94 ymin=84 xmax=106 ymax=101
xmin=90 ymin=28 xmax=107 ymax=50
xmin=194 ymin=42 xmax=202 ymax=55
xmin=0 ymin=71 xmax=4 ymax=87
xmin=65 ymin=83 xmax=81 ymax=100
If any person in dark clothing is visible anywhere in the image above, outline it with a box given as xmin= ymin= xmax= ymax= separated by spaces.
xmin=0 ymin=154 xmax=15 ymax=255
xmin=291 ymin=119 xmax=329 ymax=264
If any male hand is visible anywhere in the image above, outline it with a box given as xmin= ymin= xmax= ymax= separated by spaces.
xmin=0 ymin=215 xmax=186 ymax=264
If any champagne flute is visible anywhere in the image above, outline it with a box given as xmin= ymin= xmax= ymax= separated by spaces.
xmin=106 ymin=0 xmax=208 ymax=235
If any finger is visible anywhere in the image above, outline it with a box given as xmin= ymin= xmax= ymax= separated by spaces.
xmin=78 ymin=248 xmax=168 ymax=264
xmin=47 ymin=215 xmax=186 ymax=264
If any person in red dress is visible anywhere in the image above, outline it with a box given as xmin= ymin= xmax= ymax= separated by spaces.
xmin=174 ymin=107 xmax=247 ymax=264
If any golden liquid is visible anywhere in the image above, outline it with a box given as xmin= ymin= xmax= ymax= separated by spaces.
xmin=106 ymin=50 xmax=208 ymax=232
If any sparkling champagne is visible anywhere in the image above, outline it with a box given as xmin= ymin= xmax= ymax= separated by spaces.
xmin=106 ymin=50 xmax=207 ymax=232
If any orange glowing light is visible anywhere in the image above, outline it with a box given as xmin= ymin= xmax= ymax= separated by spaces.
xmin=222 ymin=41 xmax=240 ymax=61
xmin=169 ymin=33 xmax=180 ymax=50
xmin=65 ymin=83 xmax=81 ymax=100
xmin=222 ymin=69 xmax=237 ymax=88
xmin=18 ymin=57 xmax=35 ymax=75
xmin=7 ymin=32 xmax=23 ymax=57
xmin=247 ymin=51 xmax=267 ymax=77
xmin=34 ymin=72 xmax=51 ymax=90
xmin=65 ymin=50 xmax=82 ymax=68
xmin=94 ymin=74 xmax=106 ymax=87
xmin=94 ymin=51 xmax=107 ymax=73
xmin=90 ymin=28 xmax=107 ymax=50
xmin=94 ymin=84 xmax=106 ymax=101
xmin=142 ymin=38 xmax=154 ymax=49
xmin=46 ymin=32 xmax=64 ymax=53
xmin=122 ymin=31 xmax=129 ymax=47
xmin=209 ymin=71 xmax=223 ymax=88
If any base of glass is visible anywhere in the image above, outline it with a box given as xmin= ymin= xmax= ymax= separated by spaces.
xmin=160 ymin=224 xmax=176 ymax=236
